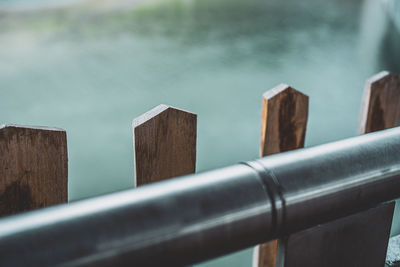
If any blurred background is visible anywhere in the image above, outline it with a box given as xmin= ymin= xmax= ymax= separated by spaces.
xmin=0 ymin=0 xmax=399 ymax=265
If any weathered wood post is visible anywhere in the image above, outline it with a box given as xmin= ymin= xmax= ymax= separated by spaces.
xmin=133 ymin=104 xmax=197 ymax=186
xmin=0 ymin=124 xmax=68 ymax=217
xmin=359 ymin=70 xmax=400 ymax=265
xmin=359 ymin=71 xmax=400 ymax=134
xmin=267 ymin=71 xmax=400 ymax=267
xmin=254 ymin=84 xmax=309 ymax=267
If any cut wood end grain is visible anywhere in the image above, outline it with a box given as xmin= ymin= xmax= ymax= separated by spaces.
xmin=366 ymin=70 xmax=390 ymax=85
xmin=262 ymin=83 xmax=307 ymax=100
xmin=0 ymin=124 xmax=65 ymax=132
xmin=132 ymin=104 xmax=196 ymax=128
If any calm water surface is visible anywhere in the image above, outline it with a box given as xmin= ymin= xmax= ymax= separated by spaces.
xmin=0 ymin=0 xmax=399 ymax=265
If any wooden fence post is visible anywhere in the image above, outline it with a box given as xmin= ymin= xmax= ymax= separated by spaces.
xmin=254 ymin=84 xmax=309 ymax=267
xmin=0 ymin=124 xmax=68 ymax=217
xmin=359 ymin=71 xmax=400 ymax=266
xmin=133 ymin=104 xmax=197 ymax=186
xmin=359 ymin=71 xmax=400 ymax=134
xmin=266 ymin=71 xmax=399 ymax=267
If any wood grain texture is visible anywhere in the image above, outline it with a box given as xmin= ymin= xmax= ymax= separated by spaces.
xmin=260 ymin=84 xmax=309 ymax=156
xmin=275 ymin=72 xmax=399 ymax=267
xmin=0 ymin=125 xmax=68 ymax=217
xmin=359 ymin=71 xmax=400 ymax=134
xmin=133 ymin=104 xmax=197 ymax=186
xmin=255 ymin=84 xmax=309 ymax=267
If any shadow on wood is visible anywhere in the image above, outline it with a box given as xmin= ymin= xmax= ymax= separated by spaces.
xmin=0 ymin=124 xmax=68 ymax=217
xmin=275 ymin=71 xmax=400 ymax=267
xmin=359 ymin=71 xmax=400 ymax=134
xmin=255 ymin=84 xmax=309 ymax=267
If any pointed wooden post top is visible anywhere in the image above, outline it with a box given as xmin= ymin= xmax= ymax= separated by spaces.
xmin=256 ymin=84 xmax=309 ymax=267
xmin=133 ymin=104 xmax=197 ymax=186
xmin=0 ymin=124 xmax=68 ymax=217
xmin=261 ymin=83 xmax=309 ymax=156
xmin=359 ymin=71 xmax=400 ymax=134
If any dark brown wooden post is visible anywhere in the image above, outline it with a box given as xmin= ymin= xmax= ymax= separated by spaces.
xmin=272 ymin=71 xmax=399 ymax=267
xmin=357 ymin=71 xmax=400 ymax=265
xmin=0 ymin=124 xmax=68 ymax=217
xmin=133 ymin=104 xmax=197 ymax=186
xmin=255 ymin=84 xmax=309 ymax=267
xmin=359 ymin=71 xmax=400 ymax=134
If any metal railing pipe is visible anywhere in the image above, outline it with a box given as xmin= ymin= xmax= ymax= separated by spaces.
xmin=0 ymin=127 xmax=400 ymax=266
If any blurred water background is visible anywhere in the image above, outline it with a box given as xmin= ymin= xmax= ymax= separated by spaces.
xmin=0 ymin=0 xmax=399 ymax=265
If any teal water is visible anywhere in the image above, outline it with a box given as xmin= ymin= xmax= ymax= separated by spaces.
xmin=0 ymin=0 xmax=399 ymax=265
